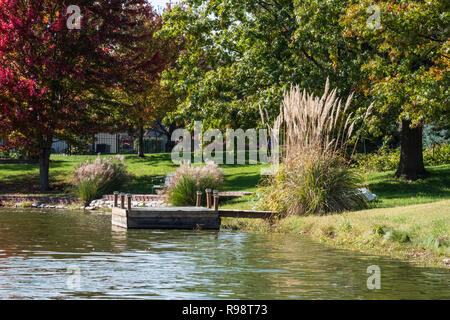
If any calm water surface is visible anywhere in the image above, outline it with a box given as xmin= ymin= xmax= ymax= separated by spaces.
xmin=0 ymin=208 xmax=448 ymax=299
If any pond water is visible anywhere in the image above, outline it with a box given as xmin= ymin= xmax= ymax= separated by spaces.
xmin=0 ymin=208 xmax=448 ymax=300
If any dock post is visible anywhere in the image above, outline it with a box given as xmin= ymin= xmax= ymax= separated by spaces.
xmin=126 ymin=194 xmax=132 ymax=212
xmin=196 ymin=191 xmax=202 ymax=207
xmin=113 ymin=191 xmax=119 ymax=207
xmin=205 ymin=189 xmax=212 ymax=208
xmin=214 ymin=193 xmax=219 ymax=211
xmin=120 ymin=193 xmax=125 ymax=209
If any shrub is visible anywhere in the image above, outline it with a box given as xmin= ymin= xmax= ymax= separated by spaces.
xmin=421 ymin=236 xmax=449 ymax=255
xmin=69 ymin=143 xmax=92 ymax=155
xmin=73 ymin=155 xmax=128 ymax=205
xmin=352 ymin=143 xmax=450 ymax=172
xmin=0 ymin=151 xmax=10 ymax=158
xmin=423 ymin=124 xmax=450 ymax=149
xmin=0 ymin=151 xmax=20 ymax=159
xmin=423 ymin=143 xmax=450 ymax=166
xmin=352 ymin=147 xmax=399 ymax=172
xmin=258 ymin=80 xmax=370 ymax=216
xmin=166 ymin=162 xmax=224 ymax=206
xmin=166 ymin=175 xmax=197 ymax=207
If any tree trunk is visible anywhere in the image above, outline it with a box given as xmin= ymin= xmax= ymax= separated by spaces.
xmin=137 ymin=126 xmax=145 ymax=158
xmin=164 ymin=122 xmax=177 ymax=152
xmin=395 ymin=120 xmax=427 ymax=180
xmin=165 ymin=140 xmax=176 ymax=153
xmin=39 ymin=143 xmax=52 ymax=192
xmin=25 ymin=151 xmax=39 ymax=163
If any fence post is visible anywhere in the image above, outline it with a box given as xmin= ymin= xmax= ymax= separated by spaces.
xmin=116 ymin=133 xmax=120 ymax=154
xmin=113 ymin=191 xmax=119 ymax=208
xmin=127 ymin=194 xmax=132 ymax=212
xmin=120 ymin=193 xmax=125 ymax=209
xmin=205 ymin=189 xmax=212 ymax=209
xmin=196 ymin=191 xmax=202 ymax=207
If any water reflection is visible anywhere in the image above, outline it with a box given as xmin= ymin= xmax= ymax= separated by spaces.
xmin=0 ymin=209 xmax=448 ymax=299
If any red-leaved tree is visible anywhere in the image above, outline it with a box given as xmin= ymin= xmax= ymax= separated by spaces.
xmin=0 ymin=0 xmax=162 ymax=191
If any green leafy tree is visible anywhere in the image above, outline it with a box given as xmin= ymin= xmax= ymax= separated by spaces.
xmin=341 ymin=0 xmax=449 ymax=179
xmin=159 ymin=0 xmax=367 ymax=131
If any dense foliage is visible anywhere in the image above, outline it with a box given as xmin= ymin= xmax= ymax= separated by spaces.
xmin=160 ymin=0 xmax=449 ymax=178
xmin=111 ymin=6 xmax=183 ymax=157
xmin=353 ymin=143 xmax=450 ymax=172
xmin=159 ymin=0 xmax=365 ymax=130
xmin=341 ymin=0 xmax=449 ymax=133
xmin=0 ymin=0 xmax=161 ymax=190
xmin=340 ymin=0 xmax=449 ymax=178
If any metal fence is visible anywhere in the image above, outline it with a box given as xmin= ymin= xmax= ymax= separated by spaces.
xmin=51 ymin=132 xmax=166 ymax=155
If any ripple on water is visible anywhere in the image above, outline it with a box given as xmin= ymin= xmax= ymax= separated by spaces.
xmin=0 ymin=208 xmax=449 ymax=299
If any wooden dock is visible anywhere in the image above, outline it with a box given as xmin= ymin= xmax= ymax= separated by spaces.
xmin=112 ymin=207 xmax=221 ymax=230
xmin=111 ymin=207 xmax=275 ymax=230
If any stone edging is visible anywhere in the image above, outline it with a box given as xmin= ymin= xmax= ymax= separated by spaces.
xmin=0 ymin=195 xmax=77 ymax=205
xmin=102 ymin=194 xmax=164 ymax=201
xmin=102 ymin=191 xmax=253 ymax=202
xmin=0 ymin=191 xmax=254 ymax=207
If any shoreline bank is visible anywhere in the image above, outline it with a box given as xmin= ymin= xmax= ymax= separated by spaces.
xmin=1 ymin=196 xmax=448 ymax=268
xmin=222 ymin=200 xmax=450 ymax=268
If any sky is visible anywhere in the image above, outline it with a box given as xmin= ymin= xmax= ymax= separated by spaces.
xmin=147 ymin=0 xmax=180 ymax=11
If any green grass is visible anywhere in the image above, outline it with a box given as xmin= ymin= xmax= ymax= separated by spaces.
xmin=222 ymin=200 xmax=450 ymax=267
xmin=0 ymin=153 xmax=266 ymax=195
xmin=365 ymin=165 xmax=450 ymax=208
xmin=222 ymin=164 xmax=450 ymax=210
xmin=0 ymin=155 xmax=448 ymax=208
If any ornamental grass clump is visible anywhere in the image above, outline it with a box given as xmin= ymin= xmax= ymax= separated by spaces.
xmin=166 ymin=162 xmax=224 ymax=206
xmin=258 ymin=79 xmax=372 ymax=216
xmin=73 ymin=155 xmax=128 ymax=205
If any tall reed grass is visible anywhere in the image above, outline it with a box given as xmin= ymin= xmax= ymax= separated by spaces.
xmin=73 ymin=155 xmax=128 ymax=205
xmin=166 ymin=162 xmax=224 ymax=206
xmin=258 ymin=79 xmax=372 ymax=215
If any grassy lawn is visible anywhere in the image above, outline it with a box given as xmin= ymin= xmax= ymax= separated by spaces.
xmin=220 ymin=164 xmax=450 ymax=210
xmin=222 ymin=200 xmax=450 ymax=267
xmin=0 ymin=153 xmax=266 ymax=195
xmin=0 ymin=154 xmax=448 ymax=207
xmin=223 ymin=165 xmax=450 ymax=209
xmin=364 ymin=165 xmax=450 ymax=208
